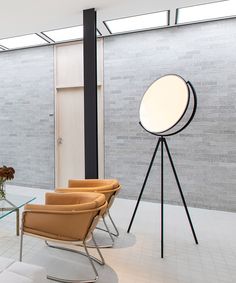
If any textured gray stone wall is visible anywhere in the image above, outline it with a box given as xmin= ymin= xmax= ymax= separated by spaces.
xmin=104 ymin=19 xmax=236 ymax=212
xmin=0 ymin=46 xmax=54 ymax=189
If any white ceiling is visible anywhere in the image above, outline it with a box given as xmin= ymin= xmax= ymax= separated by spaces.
xmin=0 ymin=0 xmax=223 ymax=38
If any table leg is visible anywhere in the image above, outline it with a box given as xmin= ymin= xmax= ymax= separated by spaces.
xmin=16 ymin=208 xmax=20 ymax=236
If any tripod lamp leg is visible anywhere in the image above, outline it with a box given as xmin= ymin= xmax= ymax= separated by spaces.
xmin=163 ymin=138 xmax=198 ymax=245
xmin=161 ymin=137 xmax=164 ymax=258
xmin=127 ymin=138 xmax=161 ymax=233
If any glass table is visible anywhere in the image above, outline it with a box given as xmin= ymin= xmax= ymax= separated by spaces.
xmin=0 ymin=194 xmax=36 ymax=236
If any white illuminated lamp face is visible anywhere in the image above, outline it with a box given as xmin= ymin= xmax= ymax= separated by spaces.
xmin=139 ymin=75 xmax=189 ymax=134
xmin=0 ymin=34 xmax=47 ymax=49
xmin=177 ymin=0 xmax=236 ymax=24
xmin=105 ymin=11 xmax=169 ymax=34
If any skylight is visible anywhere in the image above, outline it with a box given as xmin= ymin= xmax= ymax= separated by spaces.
xmin=104 ymin=11 xmax=169 ymax=34
xmin=0 ymin=34 xmax=48 ymax=49
xmin=177 ymin=0 xmax=236 ymax=24
xmin=43 ymin=26 xmax=84 ymax=42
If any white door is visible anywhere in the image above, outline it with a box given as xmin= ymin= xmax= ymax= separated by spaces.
xmin=56 ymin=87 xmax=84 ymax=187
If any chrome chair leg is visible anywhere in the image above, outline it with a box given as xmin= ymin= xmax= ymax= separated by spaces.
xmin=91 ymin=233 xmax=105 ymax=265
xmin=46 ymin=234 xmax=103 ymax=282
xmin=47 ymin=239 xmax=99 ymax=283
xmin=96 ymin=210 xmax=119 ymax=237
xmin=20 ymin=231 xmax=103 ymax=282
xmin=96 ymin=211 xmax=120 ymax=237
xmin=20 ymin=236 xmax=100 ymax=283
xmin=19 ymin=213 xmax=26 ymax=262
xmin=47 ymin=274 xmax=97 ymax=283
xmin=83 ymin=241 xmax=99 ymax=281
xmin=88 ymin=216 xmax=115 ymax=249
xmin=102 ymin=215 xmax=115 ymax=243
xmin=87 ymin=211 xmax=120 ymax=249
xmin=19 ymin=230 xmax=23 ymax=262
xmin=107 ymin=211 xmax=119 ymax=237
xmin=45 ymin=238 xmax=104 ymax=266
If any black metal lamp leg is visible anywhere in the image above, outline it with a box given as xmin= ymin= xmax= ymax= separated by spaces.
xmin=127 ymin=138 xmax=161 ymax=233
xmin=163 ymin=138 xmax=198 ymax=245
xmin=160 ymin=137 xmax=164 ymax=258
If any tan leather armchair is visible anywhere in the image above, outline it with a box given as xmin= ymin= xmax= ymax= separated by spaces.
xmin=56 ymin=179 xmax=121 ymax=248
xmin=20 ymin=192 xmax=107 ymax=283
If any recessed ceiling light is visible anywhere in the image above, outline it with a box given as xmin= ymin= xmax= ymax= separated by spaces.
xmin=177 ymin=0 xmax=236 ymax=24
xmin=0 ymin=34 xmax=48 ymax=49
xmin=43 ymin=25 xmax=101 ymax=42
xmin=43 ymin=26 xmax=84 ymax=42
xmin=104 ymin=11 xmax=169 ymax=34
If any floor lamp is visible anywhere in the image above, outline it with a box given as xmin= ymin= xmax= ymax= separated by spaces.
xmin=127 ymin=74 xmax=199 ymax=258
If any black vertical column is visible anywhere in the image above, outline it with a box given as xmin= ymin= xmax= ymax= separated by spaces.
xmin=83 ymin=8 xmax=98 ymax=179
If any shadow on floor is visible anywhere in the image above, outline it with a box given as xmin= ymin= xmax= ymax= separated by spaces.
xmin=91 ymin=227 xmax=136 ymax=249
xmin=25 ymin=244 xmax=118 ymax=283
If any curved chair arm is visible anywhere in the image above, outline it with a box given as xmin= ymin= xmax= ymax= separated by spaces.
xmin=56 ymin=187 xmax=120 ymax=209
xmin=44 ymin=192 xmax=105 ymax=209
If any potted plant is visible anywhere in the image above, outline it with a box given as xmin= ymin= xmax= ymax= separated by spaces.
xmin=0 ymin=166 xmax=15 ymax=199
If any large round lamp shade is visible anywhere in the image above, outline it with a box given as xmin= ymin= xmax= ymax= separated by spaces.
xmin=139 ymin=74 xmax=189 ymax=134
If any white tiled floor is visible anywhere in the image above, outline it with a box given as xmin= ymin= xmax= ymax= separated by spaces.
xmin=0 ymin=185 xmax=235 ymax=283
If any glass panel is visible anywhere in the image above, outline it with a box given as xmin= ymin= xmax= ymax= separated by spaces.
xmin=0 ymin=194 xmax=36 ymax=219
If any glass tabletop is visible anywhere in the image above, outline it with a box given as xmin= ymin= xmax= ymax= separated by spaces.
xmin=0 ymin=193 xmax=36 ymax=219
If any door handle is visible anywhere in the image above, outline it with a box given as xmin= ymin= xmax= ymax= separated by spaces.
xmin=57 ymin=137 xmax=63 ymax=145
